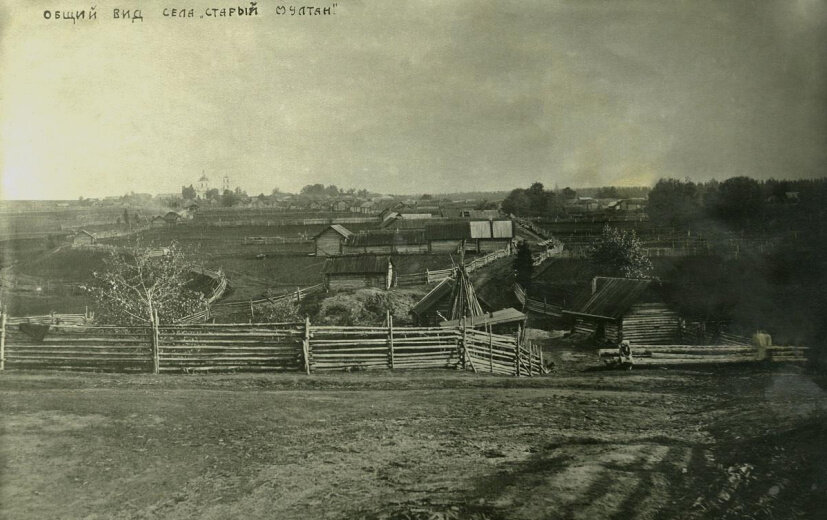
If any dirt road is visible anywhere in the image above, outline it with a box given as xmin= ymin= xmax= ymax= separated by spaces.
xmin=1 ymin=366 xmax=826 ymax=519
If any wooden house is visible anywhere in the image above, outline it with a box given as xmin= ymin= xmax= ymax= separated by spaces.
xmin=424 ymin=222 xmax=472 ymax=253
xmin=313 ymin=225 xmax=353 ymax=256
xmin=163 ymin=211 xmax=182 ymax=225
xmin=323 ymin=255 xmax=394 ymax=291
xmin=562 ymin=277 xmax=680 ymax=345
xmin=331 ymin=199 xmax=351 ymax=212
xmin=358 ymin=201 xmax=377 ymax=214
xmin=72 ymin=230 xmax=96 ymax=247
xmin=150 ymin=215 xmax=168 ymax=228
xmin=342 ymin=230 xmax=428 ymax=255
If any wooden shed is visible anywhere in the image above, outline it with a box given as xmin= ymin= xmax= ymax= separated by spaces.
xmin=313 ymin=225 xmax=353 ymax=257
xmin=72 ymin=230 xmax=96 ymax=247
xmin=424 ymin=222 xmax=472 ymax=253
xmin=323 ymin=255 xmax=394 ymax=291
xmin=424 ymin=220 xmax=514 ymax=253
xmin=562 ymin=277 xmax=680 ymax=345
xmin=150 ymin=215 xmax=168 ymax=228
xmin=342 ymin=230 xmax=428 ymax=255
xmin=409 ymin=278 xmax=455 ymax=326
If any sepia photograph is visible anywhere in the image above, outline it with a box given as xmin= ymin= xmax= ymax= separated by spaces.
xmin=1 ymin=0 xmax=825 ymax=518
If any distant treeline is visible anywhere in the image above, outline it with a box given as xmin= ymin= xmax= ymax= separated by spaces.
xmin=647 ymin=177 xmax=826 ymax=229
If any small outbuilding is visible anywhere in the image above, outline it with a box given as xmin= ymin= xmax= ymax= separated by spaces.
xmin=72 ymin=230 xmax=96 ymax=247
xmin=313 ymin=224 xmax=354 ymax=256
xmin=343 ymin=230 xmax=428 ymax=255
xmin=562 ymin=277 xmax=680 ymax=345
xmin=323 ymin=255 xmax=394 ymax=291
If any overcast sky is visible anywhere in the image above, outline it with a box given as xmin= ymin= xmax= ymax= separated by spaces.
xmin=1 ymin=0 xmax=825 ymax=199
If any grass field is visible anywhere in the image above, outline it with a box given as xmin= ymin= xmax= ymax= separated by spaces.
xmin=2 ymin=362 xmax=826 ymax=520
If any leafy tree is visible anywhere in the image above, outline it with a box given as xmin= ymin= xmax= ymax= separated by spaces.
xmin=561 ymin=187 xmax=577 ymax=200
xmin=648 ymin=178 xmax=702 ymax=227
xmin=205 ymin=188 xmax=220 ymax=201
xmin=420 ymin=194 xmax=433 ymax=200
xmin=122 ymin=208 xmax=130 ymax=226
xmin=181 ymin=185 xmax=196 ymax=200
xmin=596 ymin=186 xmax=620 ymax=199
xmin=588 ymin=225 xmax=653 ymax=278
xmin=221 ymin=189 xmax=239 ymax=207
xmin=324 ymin=185 xmax=340 ymax=197
xmin=85 ymin=243 xmax=207 ymax=325
xmin=474 ymin=199 xmax=498 ymax=210
xmin=713 ymin=176 xmax=763 ymax=224
xmin=501 ymin=189 xmax=530 ymax=215
xmin=300 ymin=183 xmax=326 ymax=196
xmin=513 ymin=240 xmax=534 ymax=288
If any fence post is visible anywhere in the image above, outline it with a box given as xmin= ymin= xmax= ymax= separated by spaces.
xmin=488 ymin=323 xmax=493 ymax=373
xmin=303 ymin=316 xmax=311 ymax=375
xmin=387 ymin=311 xmax=395 ymax=370
xmin=515 ymin=325 xmax=522 ymax=377
xmin=460 ymin=318 xmax=467 ymax=370
xmin=151 ymin=309 xmax=160 ymax=374
xmin=0 ymin=306 xmax=6 ymax=371
xmin=249 ymin=300 xmax=254 ymax=323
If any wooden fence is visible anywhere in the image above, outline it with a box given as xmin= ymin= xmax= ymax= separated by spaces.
xmin=419 ymin=247 xmax=513 ymax=285
xmin=173 ymin=284 xmax=325 ymax=324
xmin=242 ymin=236 xmax=313 ymax=245
xmin=0 ymin=314 xmax=544 ymax=376
xmin=513 ymin=284 xmax=563 ymax=318
xmin=598 ymin=344 xmax=809 ymax=367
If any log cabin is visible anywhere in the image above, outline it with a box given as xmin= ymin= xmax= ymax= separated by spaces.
xmin=562 ymin=277 xmax=680 ymax=345
xmin=342 ymin=230 xmax=428 ymax=255
xmin=323 ymin=255 xmax=394 ymax=291
xmin=313 ymin=224 xmax=353 ymax=256
xmin=72 ymin=230 xmax=96 ymax=247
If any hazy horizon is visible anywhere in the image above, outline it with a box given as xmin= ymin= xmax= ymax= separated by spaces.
xmin=2 ymin=0 xmax=825 ymax=200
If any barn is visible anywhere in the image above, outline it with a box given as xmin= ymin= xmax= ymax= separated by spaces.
xmin=150 ymin=216 xmax=168 ymax=228
xmin=424 ymin=220 xmax=514 ymax=253
xmin=313 ymin=225 xmax=353 ymax=256
xmin=469 ymin=220 xmax=514 ymax=252
xmin=562 ymin=277 xmax=680 ymax=345
xmin=342 ymin=230 xmax=428 ymax=255
xmin=424 ymin=222 xmax=472 ymax=253
xmin=72 ymin=230 xmax=96 ymax=247
xmin=323 ymin=255 xmax=394 ymax=291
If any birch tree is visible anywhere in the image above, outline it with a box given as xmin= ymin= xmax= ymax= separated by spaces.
xmin=85 ymin=243 xmax=208 ymax=325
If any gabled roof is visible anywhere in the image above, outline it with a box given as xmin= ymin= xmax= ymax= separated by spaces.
xmin=323 ymin=255 xmax=392 ymax=275
xmin=439 ymin=308 xmax=526 ymax=328
xmin=313 ymin=224 xmax=353 ymax=240
xmin=563 ymin=277 xmax=653 ymax=320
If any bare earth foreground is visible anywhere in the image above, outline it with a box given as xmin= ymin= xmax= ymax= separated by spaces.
xmin=2 ymin=366 xmax=826 ymax=520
